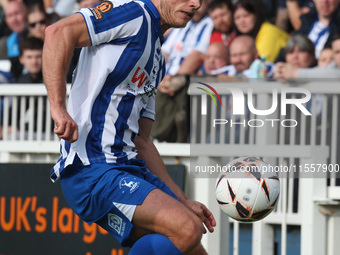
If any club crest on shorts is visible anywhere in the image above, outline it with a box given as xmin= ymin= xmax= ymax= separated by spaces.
xmin=89 ymin=1 xmax=114 ymax=20
xmin=119 ymin=177 xmax=140 ymax=193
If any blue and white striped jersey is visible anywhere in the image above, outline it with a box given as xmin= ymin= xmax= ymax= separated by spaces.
xmin=211 ymin=61 xmax=275 ymax=78
xmin=308 ymin=20 xmax=330 ymax=59
xmin=51 ymin=0 xmax=165 ymax=182
xmin=162 ymin=16 xmax=214 ymax=75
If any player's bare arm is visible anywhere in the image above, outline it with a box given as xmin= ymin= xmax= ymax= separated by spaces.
xmin=43 ymin=13 xmax=91 ymax=143
xmin=134 ymin=117 xmax=216 ymax=233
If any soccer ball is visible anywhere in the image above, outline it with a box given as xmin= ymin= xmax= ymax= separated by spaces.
xmin=215 ymin=157 xmax=280 ymax=222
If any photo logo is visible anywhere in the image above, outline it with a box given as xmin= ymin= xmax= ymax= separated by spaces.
xmin=196 ymin=82 xmax=222 ymax=115
xmin=195 ymin=82 xmax=312 ymax=128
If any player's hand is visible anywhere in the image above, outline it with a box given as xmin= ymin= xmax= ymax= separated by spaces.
xmin=183 ymin=199 xmax=216 ymax=234
xmin=51 ymin=106 xmax=78 ymax=143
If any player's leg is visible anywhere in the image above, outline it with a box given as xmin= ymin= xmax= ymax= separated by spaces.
xmin=60 ymin=158 xmax=205 ymax=253
xmin=131 ymin=188 xmax=204 ymax=254
xmin=129 ymin=233 xmax=183 ymax=255
xmin=129 ymin=224 xmax=208 ymax=255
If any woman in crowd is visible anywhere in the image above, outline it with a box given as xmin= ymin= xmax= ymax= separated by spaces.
xmin=233 ymin=0 xmax=289 ymax=62
xmin=282 ymin=34 xmax=316 ymax=68
xmin=274 ymin=34 xmax=316 ymax=78
xmin=27 ymin=3 xmax=50 ymax=41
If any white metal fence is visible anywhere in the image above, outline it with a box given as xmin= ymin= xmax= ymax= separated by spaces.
xmin=189 ymin=79 xmax=340 ymax=185
xmin=0 ymin=81 xmax=340 ymax=255
xmin=189 ymin=79 xmax=340 ymax=255
xmin=0 ymin=84 xmax=68 ymax=162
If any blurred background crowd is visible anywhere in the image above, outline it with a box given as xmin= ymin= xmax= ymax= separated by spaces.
xmin=0 ymin=0 xmax=101 ymax=83
xmin=153 ymin=0 xmax=340 ymax=143
xmin=0 ymin=0 xmax=339 ymax=142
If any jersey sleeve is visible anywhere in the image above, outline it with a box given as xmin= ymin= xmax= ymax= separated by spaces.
xmin=79 ymin=0 xmax=145 ymax=46
xmin=142 ymin=92 xmax=156 ymax=121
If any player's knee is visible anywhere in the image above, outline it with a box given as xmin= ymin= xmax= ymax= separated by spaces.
xmin=177 ymin=217 xmax=203 ymax=252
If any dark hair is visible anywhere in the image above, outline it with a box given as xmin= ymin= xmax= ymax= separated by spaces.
xmin=284 ymin=34 xmax=315 ymax=57
xmin=19 ymin=37 xmax=44 ymax=56
xmin=322 ymin=46 xmax=332 ymax=51
xmin=332 ymin=33 xmax=340 ymax=43
xmin=208 ymin=0 xmax=233 ymax=13
xmin=27 ymin=3 xmax=50 ymax=23
xmin=233 ymin=0 xmax=264 ymax=38
xmin=27 ymin=3 xmax=46 ymax=15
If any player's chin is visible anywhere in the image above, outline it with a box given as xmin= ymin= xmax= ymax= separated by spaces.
xmin=171 ymin=19 xmax=191 ymax=28
xmin=170 ymin=14 xmax=193 ymax=27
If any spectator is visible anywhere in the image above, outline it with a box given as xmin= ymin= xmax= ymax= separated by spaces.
xmin=27 ymin=3 xmax=49 ymax=40
xmin=198 ymin=42 xmax=229 ymax=75
xmin=208 ymin=0 xmax=236 ymax=47
xmin=296 ymin=0 xmax=340 ymax=59
xmin=1 ymin=0 xmax=44 ymax=8
xmin=15 ymin=36 xmax=43 ymax=83
xmin=0 ymin=69 xmax=12 ymax=82
xmin=332 ymin=34 xmax=340 ymax=69
xmin=318 ymin=46 xmax=333 ymax=66
xmin=43 ymin=0 xmax=77 ymax=23
xmin=0 ymin=0 xmax=28 ymax=78
xmin=161 ymin=0 xmax=213 ymax=79
xmin=151 ymin=0 xmax=214 ymax=143
xmin=211 ymin=35 xmax=275 ymax=78
xmin=274 ymin=34 xmax=340 ymax=79
xmin=233 ymin=0 xmax=290 ymax=62
xmin=10 ymin=37 xmax=49 ymax=136
xmin=279 ymin=34 xmax=317 ymax=69
xmin=0 ymin=3 xmax=11 ymax=39
xmin=0 ymin=0 xmax=27 ymax=58
xmin=276 ymin=0 xmax=314 ymax=32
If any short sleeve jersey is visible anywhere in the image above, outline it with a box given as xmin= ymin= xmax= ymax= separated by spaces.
xmin=51 ymin=0 xmax=166 ymax=182
xmin=162 ymin=16 xmax=214 ymax=75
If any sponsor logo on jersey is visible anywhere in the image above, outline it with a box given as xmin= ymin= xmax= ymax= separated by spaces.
xmin=89 ymin=1 xmax=114 ymax=20
xmin=132 ymin=67 xmax=148 ymax=88
xmin=108 ymin=213 xmax=126 ymax=236
xmin=144 ymin=82 xmax=156 ymax=98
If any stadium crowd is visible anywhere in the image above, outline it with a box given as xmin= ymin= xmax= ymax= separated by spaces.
xmin=152 ymin=0 xmax=340 ymax=143
xmin=0 ymin=0 xmax=340 ymax=141
xmin=0 ymin=0 xmax=101 ymax=139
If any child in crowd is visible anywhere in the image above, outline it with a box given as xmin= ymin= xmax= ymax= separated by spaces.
xmin=318 ymin=47 xmax=334 ymax=67
xmin=16 ymin=36 xmax=43 ymax=83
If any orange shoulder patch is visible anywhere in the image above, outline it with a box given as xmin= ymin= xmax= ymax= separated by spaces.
xmin=90 ymin=1 xmax=114 ymax=20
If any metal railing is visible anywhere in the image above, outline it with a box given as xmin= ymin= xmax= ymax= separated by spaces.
xmin=188 ymin=79 xmax=340 ymax=255
xmin=189 ymin=79 xmax=340 ymax=186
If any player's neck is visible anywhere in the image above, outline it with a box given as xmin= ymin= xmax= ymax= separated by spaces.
xmin=161 ymin=24 xmax=172 ymax=35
